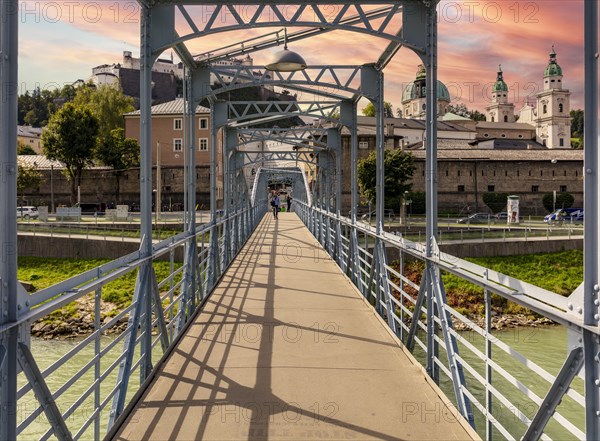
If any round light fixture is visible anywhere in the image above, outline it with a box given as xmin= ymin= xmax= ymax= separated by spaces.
xmin=265 ymin=28 xmax=307 ymax=72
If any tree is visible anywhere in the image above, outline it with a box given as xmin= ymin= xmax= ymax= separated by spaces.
xmin=542 ymin=192 xmax=574 ymax=213
xmin=42 ymin=102 xmax=99 ymax=205
xmin=571 ymin=109 xmax=584 ymax=139
xmin=357 ymin=149 xmax=415 ymax=210
xmin=447 ymin=103 xmax=486 ymax=121
xmin=95 ymin=128 xmax=140 ymax=202
xmin=72 ymin=83 xmax=134 ymax=142
xmin=17 ymin=163 xmax=42 ymax=206
xmin=17 ymin=141 xmax=37 ymax=155
xmin=482 ymin=192 xmax=509 ymax=213
xmin=362 ymin=101 xmax=394 ymax=118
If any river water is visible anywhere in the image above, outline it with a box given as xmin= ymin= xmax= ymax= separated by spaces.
xmin=19 ymin=326 xmax=582 ymax=440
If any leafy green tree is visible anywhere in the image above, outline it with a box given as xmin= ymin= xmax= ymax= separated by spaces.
xmin=447 ymin=103 xmax=486 ymax=121
xmin=95 ymin=128 xmax=140 ymax=202
xmin=542 ymin=192 xmax=574 ymax=213
xmin=72 ymin=83 xmax=134 ymax=142
xmin=362 ymin=101 xmax=394 ymax=118
xmin=42 ymin=102 xmax=99 ymax=205
xmin=357 ymin=149 xmax=415 ymax=210
xmin=17 ymin=163 xmax=42 ymax=206
xmin=482 ymin=192 xmax=509 ymax=213
xmin=17 ymin=141 xmax=37 ymax=155
xmin=570 ymin=109 xmax=584 ymax=139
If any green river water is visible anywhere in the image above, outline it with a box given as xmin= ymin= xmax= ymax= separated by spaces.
xmin=19 ymin=326 xmax=582 ymax=440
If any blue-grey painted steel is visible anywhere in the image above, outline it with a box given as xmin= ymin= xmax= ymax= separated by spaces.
xmin=153 ymin=2 xmax=406 ymax=53
xmin=583 ymin=0 xmax=600 ymax=438
xmin=0 ymin=0 xmax=19 ymax=438
xmin=523 ymin=347 xmax=584 ymax=440
xmin=202 ymin=65 xmax=367 ymax=102
xmin=297 ymin=201 xmax=595 ymax=439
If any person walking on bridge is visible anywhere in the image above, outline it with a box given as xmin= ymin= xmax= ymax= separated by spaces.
xmin=287 ymin=195 xmax=292 ymax=212
xmin=271 ymin=192 xmax=280 ymax=219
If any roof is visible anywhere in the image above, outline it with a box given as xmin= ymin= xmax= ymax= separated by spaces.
xmin=475 ymin=121 xmax=536 ymax=130
xmin=17 ymin=126 xmax=43 ymax=138
xmin=17 ymin=155 xmax=110 ymax=170
xmin=356 ymin=116 xmax=475 ymax=132
xmin=544 ymin=47 xmax=563 ymax=77
xmin=18 ymin=155 xmax=64 ymax=169
xmin=469 ymin=139 xmax=548 ymax=150
xmin=408 ymin=149 xmax=583 ymax=161
xmin=442 ymin=112 xmax=472 ymax=121
xmin=124 ymin=98 xmax=210 ymax=116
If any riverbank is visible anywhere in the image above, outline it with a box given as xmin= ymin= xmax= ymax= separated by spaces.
xmin=30 ymin=295 xmax=556 ymax=340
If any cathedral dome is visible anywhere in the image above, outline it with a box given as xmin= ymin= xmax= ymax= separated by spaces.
xmin=402 ymin=65 xmax=451 ymax=102
xmin=544 ymin=46 xmax=563 ymax=77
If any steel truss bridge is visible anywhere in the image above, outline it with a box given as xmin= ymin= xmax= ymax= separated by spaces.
xmin=0 ymin=0 xmax=598 ymax=440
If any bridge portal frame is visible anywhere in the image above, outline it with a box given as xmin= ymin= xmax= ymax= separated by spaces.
xmin=0 ymin=0 xmax=599 ymax=440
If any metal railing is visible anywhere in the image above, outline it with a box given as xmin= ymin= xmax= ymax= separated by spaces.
xmin=4 ymin=202 xmax=267 ymax=440
xmin=297 ymin=201 xmax=589 ymax=440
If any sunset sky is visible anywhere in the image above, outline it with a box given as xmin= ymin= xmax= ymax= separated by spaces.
xmin=17 ymin=1 xmax=588 ymax=113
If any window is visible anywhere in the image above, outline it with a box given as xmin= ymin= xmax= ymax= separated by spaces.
xmin=484 ymin=133 xmax=489 ymax=138
xmin=504 ymin=115 xmax=508 ymax=122
xmin=491 ymin=117 xmax=495 ymax=122
xmin=174 ymin=118 xmax=182 ymax=130
xmin=457 ymin=170 xmax=461 ymax=177
xmin=199 ymin=118 xmax=208 ymax=129
xmin=457 ymin=185 xmax=465 ymax=192
xmin=173 ymin=138 xmax=182 ymax=152
xmin=560 ymin=138 xmax=564 ymax=147
xmin=543 ymin=104 xmax=548 ymax=114
xmin=560 ymin=185 xmax=567 ymax=192
xmin=199 ymin=138 xmax=208 ymax=151
xmin=445 ymin=170 xmax=448 ymax=177
xmin=359 ymin=141 xmax=369 ymax=149
xmin=518 ymin=135 xmax=523 ymax=138
xmin=488 ymin=185 xmax=495 ymax=192
xmin=559 ymin=103 xmax=564 ymax=113
xmin=531 ymin=185 xmax=539 ymax=193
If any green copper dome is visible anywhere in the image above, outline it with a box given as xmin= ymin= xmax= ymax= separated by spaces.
xmin=402 ymin=65 xmax=451 ymax=102
xmin=492 ymin=64 xmax=509 ymax=92
xmin=544 ymin=46 xmax=563 ymax=77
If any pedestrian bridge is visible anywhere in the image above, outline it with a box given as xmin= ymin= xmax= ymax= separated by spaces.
xmin=112 ymin=213 xmax=477 ymax=440
xmin=2 ymin=0 xmax=598 ymax=439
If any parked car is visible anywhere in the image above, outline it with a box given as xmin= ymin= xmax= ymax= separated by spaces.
xmin=544 ymin=208 xmax=584 ymax=224
xmin=456 ymin=213 xmax=491 ymax=224
xmin=17 ymin=206 xmax=39 ymax=219
xmin=361 ymin=209 xmax=395 ymax=220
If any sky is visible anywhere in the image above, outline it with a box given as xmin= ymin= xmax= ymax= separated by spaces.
xmin=17 ymin=0 xmax=589 ymax=113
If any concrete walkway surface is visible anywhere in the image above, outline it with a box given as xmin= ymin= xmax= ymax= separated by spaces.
xmin=112 ymin=213 xmax=479 ymax=441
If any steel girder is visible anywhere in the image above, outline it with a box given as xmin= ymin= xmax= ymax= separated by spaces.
xmin=226 ymin=101 xmax=342 ymax=126
xmin=583 ymin=0 xmax=600 ymax=436
xmin=0 ymin=0 xmax=19 ymax=439
xmin=237 ymin=127 xmax=329 ymax=150
xmin=148 ymin=2 xmax=414 ymax=55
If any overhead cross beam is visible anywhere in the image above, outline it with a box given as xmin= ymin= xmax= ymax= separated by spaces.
xmin=156 ymin=2 xmax=409 ymax=53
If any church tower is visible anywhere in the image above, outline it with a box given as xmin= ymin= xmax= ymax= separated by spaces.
xmin=486 ymin=65 xmax=515 ymax=123
xmin=535 ymin=47 xmax=571 ymax=148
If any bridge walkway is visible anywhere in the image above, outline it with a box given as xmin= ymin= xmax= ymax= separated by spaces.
xmin=112 ymin=213 xmax=479 ymax=441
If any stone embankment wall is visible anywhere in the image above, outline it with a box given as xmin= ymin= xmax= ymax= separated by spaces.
xmin=18 ymin=234 xmax=581 ymax=261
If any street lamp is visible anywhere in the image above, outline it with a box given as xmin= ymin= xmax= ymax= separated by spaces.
xmin=265 ymin=28 xmax=307 ymax=72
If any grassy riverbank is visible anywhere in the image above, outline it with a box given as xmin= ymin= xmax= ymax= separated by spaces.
xmin=19 ymin=257 xmax=182 ymax=336
xmin=18 ymin=250 xmax=583 ymax=337
xmin=396 ymin=250 xmax=583 ymax=316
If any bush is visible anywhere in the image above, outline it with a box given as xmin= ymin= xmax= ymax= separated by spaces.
xmin=482 ymin=192 xmax=509 ymax=213
xmin=408 ymin=192 xmax=426 ymax=214
xmin=542 ymin=192 xmax=574 ymax=212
